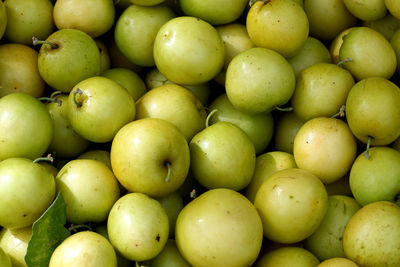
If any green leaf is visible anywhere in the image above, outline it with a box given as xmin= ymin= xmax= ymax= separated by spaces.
xmin=25 ymin=192 xmax=71 ymax=267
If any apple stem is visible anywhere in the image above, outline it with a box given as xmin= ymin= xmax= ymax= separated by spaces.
xmin=33 ymin=154 xmax=54 ymax=164
xmin=275 ymin=106 xmax=293 ymax=112
xmin=364 ymin=136 xmax=373 ymax=160
xmin=337 ymin=58 xmax=353 ymax=67
xmin=50 ymin=90 xmax=63 ymax=99
xmin=68 ymin=224 xmax=93 ymax=233
xmin=331 ymin=105 xmax=346 ymax=118
xmin=205 ymin=109 xmax=218 ymax=128
xmin=164 ymin=162 xmax=171 ymax=182
xmin=73 ymin=88 xmax=83 ymax=108
xmin=37 ymin=97 xmax=62 ymax=106
xmin=32 ymin=36 xmax=59 ymax=49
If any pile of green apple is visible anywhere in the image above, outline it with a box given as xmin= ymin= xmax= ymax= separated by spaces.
xmin=0 ymin=0 xmax=400 ymax=266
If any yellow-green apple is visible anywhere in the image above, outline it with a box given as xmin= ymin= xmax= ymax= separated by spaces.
xmin=343 ymin=0 xmax=387 ymax=21
xmin=274 ymin=111 xmax=304 ymax=154
xmin=0 ymin=247 xmax=11 ymax=267
xmin=155 ymin=191 xmax=184 ymax=238
xmin=364 ymin=14 xmax=400 ymax=40
xmin=255 ymin=247 xmax=320 ymax=267
xmin=0 ymin=227 xmax=31 ymax=267
xmin=317 ymin=258 xmax=359 ymax=267
xmin=143 ymin=239 xmax=190 ymax=267
xmin=385 ymin=0 xmax=400 ymax=19
xmin=0 ymin=1 xmax=6 ymax=39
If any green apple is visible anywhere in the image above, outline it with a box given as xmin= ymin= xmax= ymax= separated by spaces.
xmin=189 ymin=121 xmax=256 ymax=191
xmin=107 ymin=192 xmax=169 ymax=261
xmin=49 ymin=231 xmax=117 ymax=267
xmin=0 ymin=227 xmax=31 ymax=267
xmin=155 ymin=191 xmax=184 ymax=238
xmin=304 ymin=195 xmax=361 ymax=260
xmin=4 ymin=0 xmax=54 ymax=45
xmin=364 ymin=14 xmax=400 ymax=40
xmin=101 ymin=68 xmax=147 ymax=101
xmin=46 ymin=94 xmax=90 ymax=159
xmin=343 ymin=201 xmax=400 ymax=266
xmin=291 ymin=63 xmax=355 ymax=121
xmin=329 ymin=27 xmax=356 ymax=64
xmin=304 ymin=0 xmax=357 ymax=40
xmin=225 ymin=47 xmax=295 ymax=114
xmin=254 ymin=168 xmax=328 ymax=243
xmin=153 ymin=16 xmax=225 ymax=85
xmin=145 ymin=68 xmax=210 ymax=105
xmin=339 ymin=27 xmax=397 ymax=80
xmin=343 ymin=0 xmax=387 ymax=21
xmin=349 ymin=147 xmax=400 ymax=206
xmin=255 ymin=247 xmax=320 ymax=267
xmin=135 ymin=84 xmax=207 ymax=141
xmin=0 ymin=246 xmax=11 ymax=267
xmin=246 ymin=0 xmax=309 ymax=58
xmin=115 ymin=4 xmax=175 ymax=67
xmin=0 ymin=93 xmax=53 ymax=160
xmin=0 ymin=43 xmax=45 ymax=98
xmin=391 ymin=28 xmax=400 ymax=75
xmin=0 ymin=1 xmax=6 ymax=40
xmin=143 ymin=239 xmax=190 ymax=267
xmin=175 ymin=188 xmax=263 ymax=267
xmin=274 ymin=111 xmax=304 ymax=154
xmin=317 ymin=258 xmax=359 ymax=267
xmin=107 ymin=38 xmax=143 ymax=73
xmin=67 ymin=76 xmax=136 ymax=143
xmin=0 ymin=157 xmax=55 ymax=229
xmin=95 ymin=39 xmax=111 ymax=72
xmin=208 ymin=93 xmax=274 ymax=154
xmin=56 ymin=159 xmax=120 ymax=224
xmin=130 ymin=0 xmax=165 ymax=6
xmin=288 ymin=37 xmax=332 ymax=78
xmin=385 ymin=0 xmax=400 ymax=19
xmin=345 ymin=77 xmax=400 ymax=145
xmin=78 ymin=150 xmax=111 ymax=169
xmin=110 ymin=118 xmax=190 ymax=197
xmin=214 ymin=23 xmax=255 ymax=85
xmin=53 ymin=0 xmax=115 ymax=38
xmin=37 ymin=28 xmax=101 ymax=93
xmin=293 ymin=117 xmax=357 ymax=184
xmin=325 ymin=175 xmax=352 ymax=196
xmin=245 ymin=151 xmax=297 ymax=203
xmin=180 ymin=0 xmax=248 ymax=25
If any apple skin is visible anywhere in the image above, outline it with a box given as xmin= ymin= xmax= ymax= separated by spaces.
xmin=49 ymin=231 xmax=117 ymax=267
xmin=208 ymin=93 xmax=274 ymax=155
xmin=293 ymin=117 xmax=357 ymax=184
xmin=245 ymin=151 xmax=297 ymax=203
xmin=339 ymin=27 xmax=397 ymax=80
xmin=329 ymin=27 xmax=355 ymax=64
xmin=0 ymin=227 xmax=31 ymax=267
xmin=225 ymin=47 xmax=295 ymax=114
xmin=0 ymin=93 xmax=53 ymax=161
xmin=343 ymin=201 xmax=400 ymax=266
xmin=317 ymin=258 xmax=358 ymax=267
xmin=175 ymin=188 xmax=263 ymax=267
xmin=246 ymin=0 xmax=309 ymax=58
xmin=95 ymin=39 xmax=111 ymax=72
xmin=3 ymin=0 xmax=54 ymax=45
xmin=107 ymin=192 xmax=169 ymax=262
xmin=135 ymin=84 xmax=207 ymax=142
xmin=0 ymin=246 xmax=11 ymax=267
xmin=56 ymin=159 xmax=120 ymax=224
xmin=343 ymin=0 xmax=387 ymax=21
xmin=189 ymin=121 xmax=256 ymax=191
xmin=0 ymin=43 xmax=45 ymax=98
xmin=364 ymin=14 xmax=400 ymax=40
xmin=385 ymin=0 xmax=400 ymax=19
xmin=67 ymin=76 xmax=136 ymax=143
xmin=391 ymin=28 xmax=400 ymax=75
xmin=0 ymin=1 xmax=6 ymax=39
xmin=153 ymin=16 xmax=225 ymax=85
xmin=155 ymin=191 xmax=184 ymax=238
xmin=304 ymin=195 xmax=361 ymax=260
xmin=78 ymin=150 xmax=111 ymax=169
xmin=53 ymin=0 xmax=115 ymax=38
xmin=130 ymin=0 xmax=165 ymax=6
xmin=143 ymin=239 xmax=190 ymax=267
xmin=255 ymin=247 xmax=320 ymax=267
xmin=274 ymin=111 xmax=305 ymax=154
xmin=110 ymin=118 xmax=190 ymax=197
xmin=115 ymin=4 xmax=175 ymax=67
xmin=180 ymin=0 xmax=248 ymax=25
xmin=349 ymin=147 xmax=400 ymax=206
xmin=345 ymin=77 xmax=400 ymax=146
xmin=37 ymin=28 xmax=101 ymax=93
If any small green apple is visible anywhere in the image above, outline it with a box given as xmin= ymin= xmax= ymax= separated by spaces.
xmin=385 ymin=0 xmax=400 ymax=19
xmin=255 ymin=247 xmax=320 ymax=267
xmin=130 ymin=0 xmax=165 ymax=6
xmin=155 ymin=191 xmax=184 ymax=238
xmin=0 ymin=227 xmax=31 ymax=267
xmin=78 ymin=150 xmax=111 ymax=169
xmin=111 ymin=118 xmax=190 ymax=197
xmin=49 ymin=231 xmax=117 ymax=267
xmin=329 ymin=27 xmax=356 ymax=64
xmin=254 ymin=168 xmax=328 ymax=243
xmin=53 ymin=0 xmax=115 ymax=37
xmin=274 ymin=111 xmax=305 ymax=154
xmin=143 ymin=239 xmax=190 ymax=267
xmin=364 ymin=14 xmax=400 ymax=40
xmin=343 ymin=201 xmax=400 ymax=266
xmin=107 ymin=192 xmax=169 ymax=262
xmin=317 ymin=258 xmax=359 ymax=267
xmin=56 ymin=159 xmax=120 ymax=224
xmin=175 ymin=188 xmax=263 ymax=267
xmin=343 ymin=0 xmax=387 ymax=21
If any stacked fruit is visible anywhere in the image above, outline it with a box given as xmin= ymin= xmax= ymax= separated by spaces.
xmin=0 ymin=0 xmax=399 ymax=266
